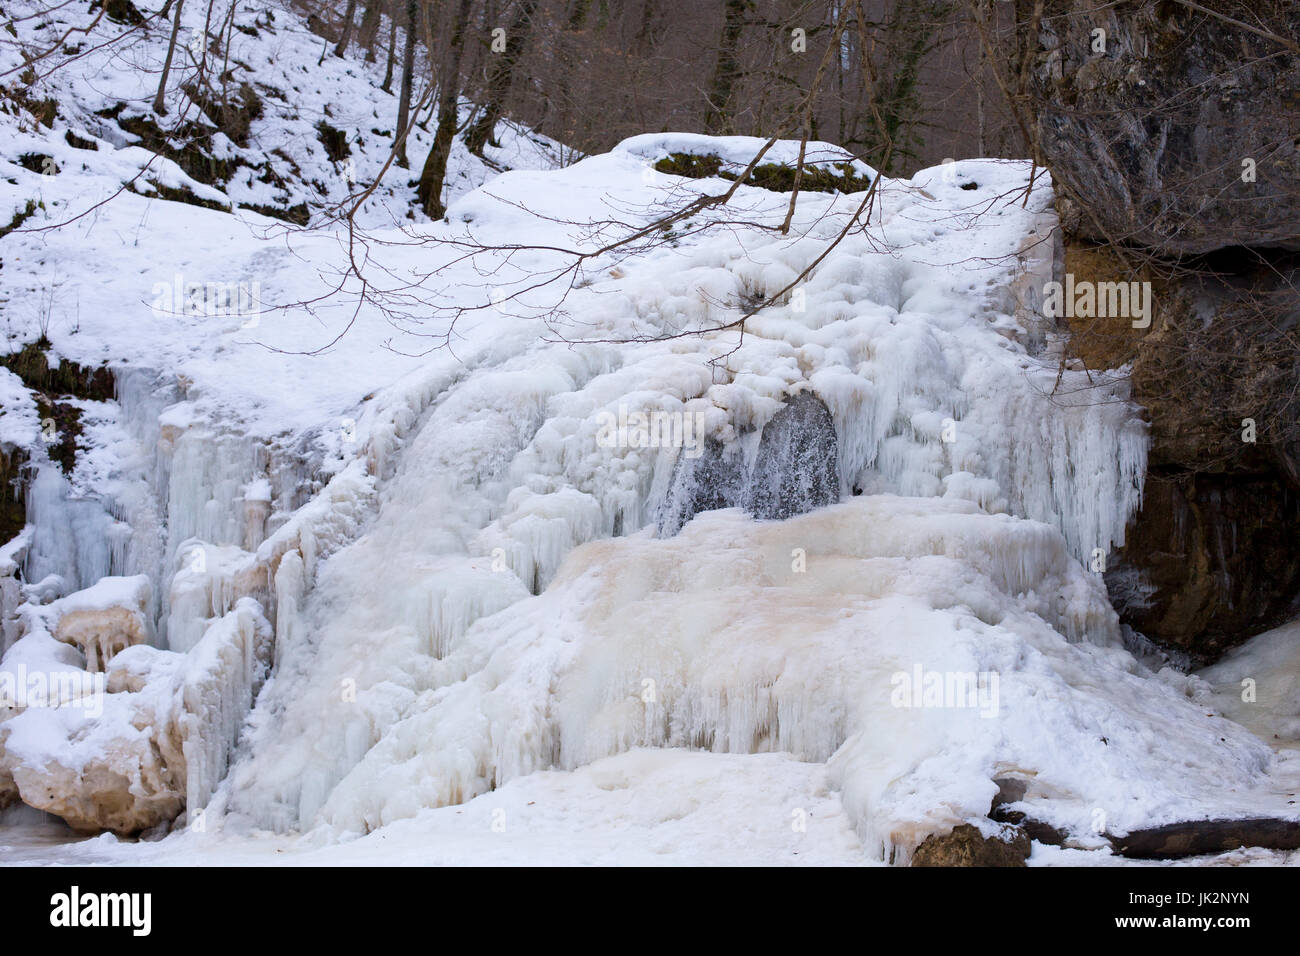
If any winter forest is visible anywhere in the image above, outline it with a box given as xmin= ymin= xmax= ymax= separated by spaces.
xmin=0 ymin=0 xmax=1298 ymax=876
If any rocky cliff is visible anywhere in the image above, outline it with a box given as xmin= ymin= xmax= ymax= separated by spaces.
xmin=1025 ymin=0 xmax=1300 ymax=660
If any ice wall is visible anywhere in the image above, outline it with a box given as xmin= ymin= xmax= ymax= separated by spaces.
xmin=0 ymin=361 xmax=364 ymax=831
xmin=267 ymin=500 xmax=1275 ymax=860
xmin=217 ymin=149 xmax=1160 ymax=849
xmin=1 ymin=137 xmax=1165 ymax=854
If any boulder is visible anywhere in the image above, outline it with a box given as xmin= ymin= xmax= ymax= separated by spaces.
xmin=656 ymin=438 xmax=745 ymax=536
xmin=656 ymin=391 xmax=841 ymax=533
xmin=2 ymin=663 xmax=186 ymax=833
xmin=745 ymin=391 xmax=840 ymax=520
xmin=911 ymin=822 xmax=1032 ymax=867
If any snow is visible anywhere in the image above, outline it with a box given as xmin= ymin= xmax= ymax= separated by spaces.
xmin=0 ymin=369 xmax=40 ymax=450
xmin=615 ymin=132 xmax=877 ymax=180
xmin=226 ymin=498 xmax=1291 ymax=862
xmin=1199 ymin=618 xmax=1300 ymax=745
xmin=1 ymin=749 xmax=870 ymax=866
xmin=0 ymin=0 xmax=1289 ymax=867
xmin=46 ymin=573 xmax=151 ymax=616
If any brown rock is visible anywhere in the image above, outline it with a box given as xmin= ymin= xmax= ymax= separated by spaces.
xmin=1107 ymin=473 xmax=1300 ymax=661
xmin=1097 ymin=259 xmax=1300 ymax=661
xmin=989 ymin=777 xmax=1070 ymax=847
xmin=0 ymin=735 xmax=17 ymax=811
xmin=911 ymin=823 xmax=1031 ymax=867
xmin=2 ymin=686 xmax=187 ymax=834
xmin=9 ymin=739 xmax=186 ymax=834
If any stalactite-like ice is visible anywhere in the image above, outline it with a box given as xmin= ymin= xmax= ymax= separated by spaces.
xmin=215 ymin=148 xmax=1169 ymax=852
xmin=21 ymin=466 xmax=120 ymax=593
xmin=165 ymin=542 xmax=265 ymax=653
xmin=48 ymin=575 xmax=154 ymax=671
xmin=285 ymin=500 xmax=1276 ymax=860
xmin=179 ymin=599 xmax=273 ymax=823
xmin=0 ymin=598 xmax=271 ymax=833
xmin=3 ymin=135 xmax=1186 ymax=860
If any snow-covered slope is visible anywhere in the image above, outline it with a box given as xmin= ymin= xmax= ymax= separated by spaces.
xmin=0 ymin=0 xmax=565 ymax=229
xmin=1 ymin=0 xmax=1295 ymax=867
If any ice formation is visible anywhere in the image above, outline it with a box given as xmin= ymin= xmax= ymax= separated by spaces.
xmin=0 ymin=599 xmax=271 ymax=833
xmin=49 ymin=576 xmax=154 ymax=671
xmin=210 ymin=143 xmax=1174 ymax=855
xmin=4 ymin=24 xmax=1291 ymax=859
xmin=235 ymin=499 xmax=1285 ymax=860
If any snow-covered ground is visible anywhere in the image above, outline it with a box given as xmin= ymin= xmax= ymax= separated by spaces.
xmin=1 ymin=0 xmax=1297 ymax=866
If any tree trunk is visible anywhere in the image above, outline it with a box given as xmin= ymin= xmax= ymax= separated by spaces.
xmin=395 ymin=0 xmax=418 ymax=167
xmin=463 ymin=0 xmax=537 ymax=156
xmin=334 ymin=0 xmax=359 ymax=57
xmin=703 ymin=0 xmax=745 ymax=134
xmin=416 ymin=0 xmax=473 ymax=218
xmin=551 ymin=0 xmax=590 ymax=142
xmin=381 ymin=15 xmax=397 ymax=91
xmin=358 ymin=0 xmax=385 ymax=61
xmin=153 ymin=0 xmax=185 ymax=115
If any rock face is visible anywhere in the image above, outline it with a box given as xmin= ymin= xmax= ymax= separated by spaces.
xmin=1107 ymin=473 xmax=1300 ymax=661
xmin=1092 ymin=260 xmax=1300 ymax=660
xmin=911 ymin=823 xmax=1031 ymax=867
xmin=1029 ymin=1 xmax=1300 ymax=255
xmin=1019 ymin=1 xmax=1300 ymax=660
xmin=0 ymin=444 xmax=26 ymax=549
xmin=744 ymin=391 xmax=841 ymax=521
xmin=0 ymin=736 xmax=17 ymax=810
xmin=657 ymin=391 xmax=840 ymax=534
xmin=656 ymin=439 xmax=746 ymax=536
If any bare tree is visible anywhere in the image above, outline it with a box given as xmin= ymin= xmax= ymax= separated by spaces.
xmin=335 ymin=0 xmax=359 ymax=56
xmin=702 ymin=0 xmax=746 ymax=134
xmin=153 ymin=0 xmax=185 ymax=115
xmin=358 ymin=0 xmax=386 ymax=60
xmin=395 ymin=0 xmax=420 ymax=166
xmin=464 ymin=0 xmax=538 ymax=156
xmin=417 ymin=0 xmax=474 ymax=217
xmin=381 ymin=12 xmax=398 ymax=91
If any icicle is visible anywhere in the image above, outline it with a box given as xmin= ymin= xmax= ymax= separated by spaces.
xmin=181 ymin=599 xmax=273 ymax=824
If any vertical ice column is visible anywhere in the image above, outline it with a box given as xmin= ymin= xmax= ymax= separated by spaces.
xmin=180 ymin=598 xmax=273 ymax=825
